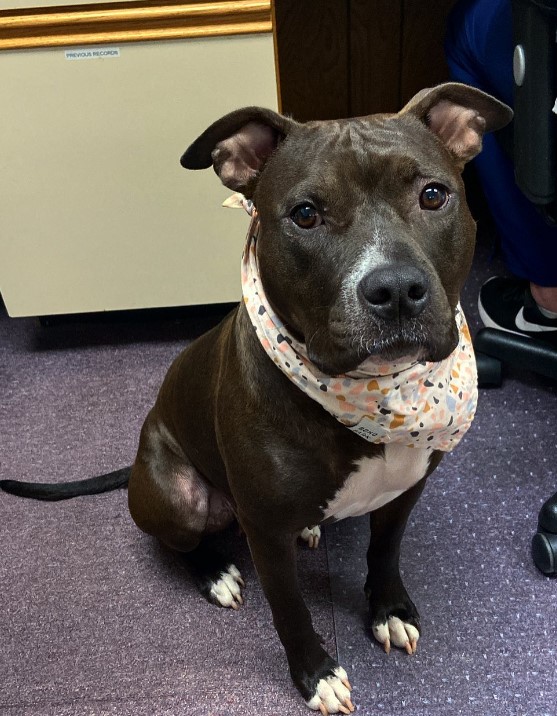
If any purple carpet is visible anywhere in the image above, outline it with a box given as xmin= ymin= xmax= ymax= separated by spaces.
xmin=1 ymin=236 xmax=556 ymax=715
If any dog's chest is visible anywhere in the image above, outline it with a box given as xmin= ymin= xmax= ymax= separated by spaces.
xmin=322 ymin=444 xmax=431 ymax=521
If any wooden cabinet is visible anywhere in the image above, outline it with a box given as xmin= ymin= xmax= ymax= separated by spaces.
xmin=274 ymin=0 xmax=457 ymax=121
xmin=0 ymin=2 xmax=277 ymax=316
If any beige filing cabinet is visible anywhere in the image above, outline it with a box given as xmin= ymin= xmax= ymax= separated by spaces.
xmin=0 ymin=3 xmax=277 ymax=316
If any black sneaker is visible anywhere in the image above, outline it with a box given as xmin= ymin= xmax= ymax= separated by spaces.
xmin=478 ymin=276 xmax=557 ymax=346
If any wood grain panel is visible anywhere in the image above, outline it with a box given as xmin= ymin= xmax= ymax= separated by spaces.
xmin=0 ymin=0 xmax=272 ymax=50
xmin=273 ymin=0 xmax=349 ymax=122
xmin=349 ymin=0 xmax=402 ymax=116
xmin=400 ymin=0 xmax=456 ymax=105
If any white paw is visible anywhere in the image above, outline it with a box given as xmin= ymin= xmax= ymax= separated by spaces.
xmin=300 ymin=525 xmax=321 ymax=549
xmin=372 ymin=616 xmax=419 ymax=655
xmin=306 ymin=666 xmax=354 ymax=715
xmin=209 ymin=564 xmax=245 ymax=610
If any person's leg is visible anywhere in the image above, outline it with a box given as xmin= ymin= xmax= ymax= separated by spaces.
xmin=531 ymin=285 xmax=557 ymax=315
xmin=445 ymin=0 xmax=557 ymax=338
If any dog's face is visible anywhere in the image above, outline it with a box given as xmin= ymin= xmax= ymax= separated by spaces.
xmin=182 ymin=84 xmax=512 ymax=375
xmin=252 ymin=114 xmax=475 ymax=373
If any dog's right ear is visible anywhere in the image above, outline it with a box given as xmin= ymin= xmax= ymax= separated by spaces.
xmin=180 ymin=108 xmax=296 ymax=196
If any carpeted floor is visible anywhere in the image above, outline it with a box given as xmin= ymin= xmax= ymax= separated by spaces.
xmin=1 ymin=234 xmax=556 ymax=716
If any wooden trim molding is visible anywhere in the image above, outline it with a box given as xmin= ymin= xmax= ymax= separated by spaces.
xmin=0 ymin=0 xmax=272 ymax=51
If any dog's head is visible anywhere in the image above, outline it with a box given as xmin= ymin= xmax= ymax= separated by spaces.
xmin=182 ymin=83 xmax=512 ymax=375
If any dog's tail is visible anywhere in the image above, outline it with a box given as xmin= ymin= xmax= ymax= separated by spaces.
xmin=0 ymin=466 xmax=130 ymax=501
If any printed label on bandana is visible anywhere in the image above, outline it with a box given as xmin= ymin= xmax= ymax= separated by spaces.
xmin=238 ymin=207 xmax=478 ymax=452
xmin=349 ymin=417 xmax=390 ymax=442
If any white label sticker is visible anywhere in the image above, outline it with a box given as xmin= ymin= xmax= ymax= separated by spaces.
xmin=348 ymin=416 xmax=389 ymax=443
xmin=65 ymin=47 xmax=120 ymax=61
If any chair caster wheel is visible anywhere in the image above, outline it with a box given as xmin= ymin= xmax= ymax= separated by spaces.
xmin=475 ymin=351 xmax=502 ymax=387
xmin=531 ymin=531 xmax=557 ymax=575
xmin=538 ymin=490 xmax=557 ymax=533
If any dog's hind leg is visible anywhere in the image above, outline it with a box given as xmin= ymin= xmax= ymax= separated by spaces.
xmin=299 ymin=525 xmax=321 ymax=549
xmin=128 ymin=413 xmax=242 ymax=608
xmin=181 ymin=530 xmax=245 ymax=609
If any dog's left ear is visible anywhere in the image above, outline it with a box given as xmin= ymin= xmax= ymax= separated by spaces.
xmin=180 ymin=107 xmax=296 ymax=196
xmin=399 ymin=82 xmax=513 ymax=165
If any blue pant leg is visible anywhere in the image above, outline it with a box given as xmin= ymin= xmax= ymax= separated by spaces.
xmin=445 ymin=0 xmax=557 ymax=286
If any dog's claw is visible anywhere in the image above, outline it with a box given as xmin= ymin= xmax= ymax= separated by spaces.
xmin=307 ymin=667 xmax=353 ymax=714
xmin=300 ymin=526 xmax=321 ymax=549
xmin=373 ymin=617 xmax=419 ymax=655
xmin=208 ymin=565 xmax=245 ymax=609
xmin=343 ymin=697 xmax=355 ymax=712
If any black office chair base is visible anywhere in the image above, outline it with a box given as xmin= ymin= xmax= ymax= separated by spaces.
xmin=475 ymin=327 xmax=557 ymax=387
xmin=475 ymin=351 xmax=503 ymax=387
xmin=475 ymin=329 xmax=557 ymax=574
xmin=531 ymin=490 xmax=557 ymax=575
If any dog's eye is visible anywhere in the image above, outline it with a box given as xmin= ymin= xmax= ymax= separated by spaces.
xmin=290 ymin=203 xmax=322 ymax=229
xmin=419 ymin=184 xmax=449 ymax=211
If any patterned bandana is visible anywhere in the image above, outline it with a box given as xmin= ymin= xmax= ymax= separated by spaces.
xmin=235 ymin=199 xmax=478 ymax=452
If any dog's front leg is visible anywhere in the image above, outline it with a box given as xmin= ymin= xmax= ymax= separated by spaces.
xmin=242 ymin=519 xmax=354 ymax=714
xmin=365 ymin=476 xmax=431 ymax=655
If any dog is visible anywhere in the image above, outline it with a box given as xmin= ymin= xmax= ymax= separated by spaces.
xmin=1 ymin=83 xmax=512 ymax=714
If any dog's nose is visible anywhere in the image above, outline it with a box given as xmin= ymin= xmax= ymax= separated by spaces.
xmin=359 ymin=265 xmax=429 ymax=320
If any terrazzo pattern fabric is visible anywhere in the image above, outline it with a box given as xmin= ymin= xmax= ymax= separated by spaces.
xmin=242 ymin=214 xmax=478 ymax=451
xmin=1 ymin=238 xmax=556 ymax=715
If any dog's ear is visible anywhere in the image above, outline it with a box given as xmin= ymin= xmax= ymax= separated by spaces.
xmin=399 ymin=82 xmax=513 ymax=165
xmin=180 ymin=108 xmax=296 ymax=196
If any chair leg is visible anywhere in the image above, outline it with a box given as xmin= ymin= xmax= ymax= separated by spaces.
xmin=475 ymin=327 xmax=557 ymax=381
xmin=475 ymin=351 xmax=503 ymax=387
xmin=531 ymin=490 xmax=557 ymax=575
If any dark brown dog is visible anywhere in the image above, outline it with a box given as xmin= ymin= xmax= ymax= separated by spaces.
xmin=127 ymin=83 xmax=511 ymax=713
xmin=1 ymin=83 xmax=512 ymax=714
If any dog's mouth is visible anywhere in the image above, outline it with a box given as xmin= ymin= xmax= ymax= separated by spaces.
xmin=308 ymin=317 xmax=459 ymax=376
xmin=360 ymin=324 xmax=457 ymax=363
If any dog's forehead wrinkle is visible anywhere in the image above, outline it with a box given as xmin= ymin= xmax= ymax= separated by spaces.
xmin=278 ymin=114 xmax=456 ymax=180
xmin=359 ymin=117 xmax=458 ymax=177
xmin=291 ymin=118 xmax=402 ymax=158
xmin=267 ymin=119 xmax=456 ymax=207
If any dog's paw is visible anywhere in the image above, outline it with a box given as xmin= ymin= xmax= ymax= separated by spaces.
xmin=372 ymin=616 xmax=419 ymax=655
xmin=306 ymin=666 xmax=354 ymax=715
xmin=207 ymin=564 xmax=245 ymax=610
xmin=300 ymin=525 xmax=321 ymax=549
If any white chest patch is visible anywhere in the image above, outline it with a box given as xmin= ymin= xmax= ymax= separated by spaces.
xmin=322 ymin=444 xmax=431 ymax=521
